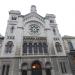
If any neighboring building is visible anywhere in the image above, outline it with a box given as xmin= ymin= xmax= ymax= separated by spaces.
xmin=0 ymin=34 xmax=4 ymax=55
xmin=0 ymin=5 xmax=72 ymax=75
xmin=63 ymin=35 xmax=75 ymax=75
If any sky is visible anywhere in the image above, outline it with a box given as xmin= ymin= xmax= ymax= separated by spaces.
xmin=0 ymin=0 xmax=75 ymax=36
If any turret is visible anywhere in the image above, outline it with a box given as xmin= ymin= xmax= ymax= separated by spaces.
xmin=31 ymin=5 xmax=37 ymax=13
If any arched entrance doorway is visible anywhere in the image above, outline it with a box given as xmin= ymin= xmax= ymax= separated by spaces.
xmin=31 ymin=61 xmax=42 ymax=75
xmin=21 ymin=63 xmax=27 ymax=75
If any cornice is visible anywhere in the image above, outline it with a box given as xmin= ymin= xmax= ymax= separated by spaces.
xmin=0 ymin=55 xmax=67 ymax=59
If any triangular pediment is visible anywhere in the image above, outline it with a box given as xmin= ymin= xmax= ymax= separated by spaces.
xmin=23 ymin=12 xmax=44 ymax=23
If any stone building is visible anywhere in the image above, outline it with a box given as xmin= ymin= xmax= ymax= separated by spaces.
xmin=0 ymin=5 xmax=72 ymax=75
xmin=0 ymin=34 xmax=4 ymax=55
xmin=63 ymin=35 xmax=75 ymax=75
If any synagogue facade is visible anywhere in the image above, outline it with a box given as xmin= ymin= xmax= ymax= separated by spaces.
xmin=0 ymin=5 xmax=72 ymax=75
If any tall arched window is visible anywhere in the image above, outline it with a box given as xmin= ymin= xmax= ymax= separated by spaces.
xmin=38 ymin=43 xmax=43 ymax=54
xmin=34 ymin=43 xmax=38 ymax=54
xmin=55 ymin=42 xmax=62 ymax=52
xmin=43 ymin=42 xmax=48 ymax=53
xmin=5 ymin=41 xmax=13 ymax=53
xmin=10 ymin=26 xmax=14 ymax=33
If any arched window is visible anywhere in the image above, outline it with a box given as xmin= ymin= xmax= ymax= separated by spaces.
xmin=10 ymin=26 xmax=14 ymax=33
xmin=68 ymin=41 xmax=74 ymax=50
xmin=45 ymin=62 xmax=52 ymax=75
xmin=21 ymin=63 xmax=28 ymax=75
xmin=5 ymin=41 xmax=13 ymax=53
xmin=55 ymin=42 xmax=62 ymax=52
xmin=53 ymin=28 xmax=56 ymax=35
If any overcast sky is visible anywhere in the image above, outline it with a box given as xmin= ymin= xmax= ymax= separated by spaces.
xmin=0 ymin=0 xmax=75 ymax=36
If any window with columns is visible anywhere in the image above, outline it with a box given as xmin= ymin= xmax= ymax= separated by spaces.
xmin=29 ymin=43 xmax=33 ymax=53
xmin=23 ymin=37 xmax=48 ymax=55
xmin=23 ymin=42 xmax=48 ymax=54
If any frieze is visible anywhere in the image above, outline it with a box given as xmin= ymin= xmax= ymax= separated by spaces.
xmin=23 ymin=36 xmax=47 ymax=41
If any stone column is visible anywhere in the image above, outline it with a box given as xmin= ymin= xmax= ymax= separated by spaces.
xmin=42 ymin=69 xmax=46 ymax=75
xmin=19 ymin=58 xmax=22 ymax=75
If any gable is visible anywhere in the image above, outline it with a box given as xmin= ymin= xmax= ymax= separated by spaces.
xmin=23 ymin=12 xmax=45 ymax=24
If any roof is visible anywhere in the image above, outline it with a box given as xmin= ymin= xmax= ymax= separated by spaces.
xmin=62 ymin=35 xmax=75 ymax=39
xmin=0 ymin=34 xmax=4 ymax=39
xmin=9 ymin=10 xmax=21 ymax=15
